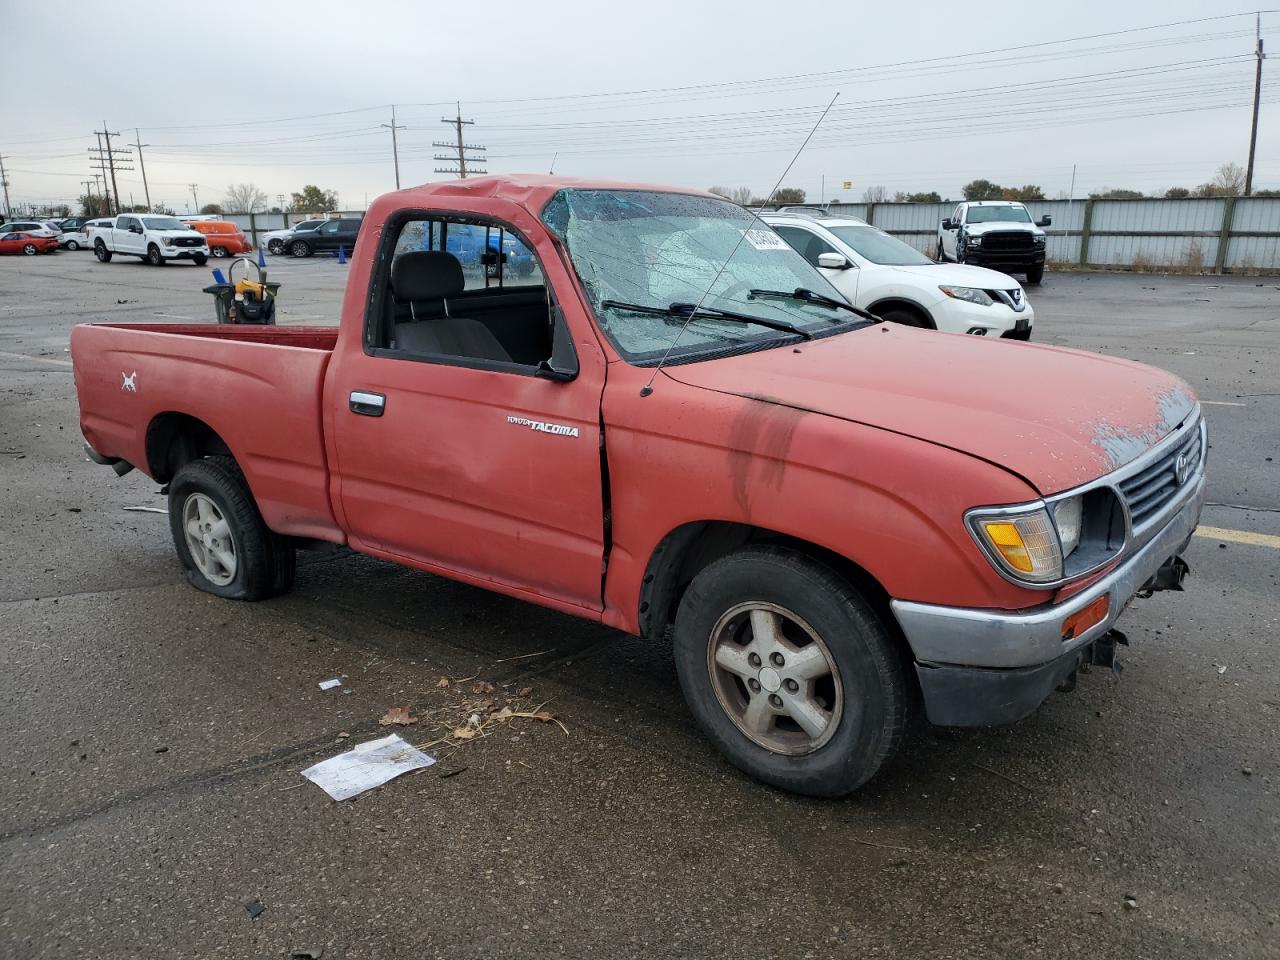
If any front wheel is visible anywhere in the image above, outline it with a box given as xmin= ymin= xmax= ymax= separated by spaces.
xmin=672 ymin=547 xmax=907 ymax=797
xmin=935 ymin=240 xmax=946 ymax=262
xmin=94 ymin=242 xmax=112 ymax=262
xmin=290 ymin=240 xmax=311 ymax=258
xmin=1026 ymin=263 xmax=1044 ymax=285
xmin=193 ymin=254 xmax=208 ymax=266
xmin=168 ymin=456 xmax=295 ymax=601
xmin=874 ymin=307 xmax=931 ymax=329
xmin=147 ymin=244 xmax=165 ymax=266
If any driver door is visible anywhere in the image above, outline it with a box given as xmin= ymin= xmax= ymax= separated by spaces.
xmin=941 ymin=205 xmax=962 ymax=260
xmin=116 ymin=216 xmax=142 ymax=255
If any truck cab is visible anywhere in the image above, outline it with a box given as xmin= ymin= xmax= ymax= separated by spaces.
xmin=937 ymin=200 xmax=1051 ymax=284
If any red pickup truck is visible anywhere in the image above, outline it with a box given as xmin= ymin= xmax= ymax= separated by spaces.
xmin=72 ymin=176 xmax=1205 ymax=796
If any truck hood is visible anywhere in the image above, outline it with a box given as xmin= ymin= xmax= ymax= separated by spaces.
xmin=152 ymin=229 xmax=206 ymax=241
xmin=889 ymin=262 xmax=1025 ymax=290
xmin=966 ymin=222 xmax=1044 ymax=238
xmin=662 ymin=325 xmax=1197 ymax=494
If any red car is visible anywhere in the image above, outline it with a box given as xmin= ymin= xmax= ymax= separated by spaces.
xmin=70 ymin=175 xmax=1205 ymax=797
xmin=0 ymin=230 xmax=59 ymax=255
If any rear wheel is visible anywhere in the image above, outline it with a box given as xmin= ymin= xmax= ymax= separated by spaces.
xmin=1026 ymin=263 xmax=1044 ymax=285
xmin=672 ymin=547 xmax=907 ymax=797
xmin=147 ymin=244 xmax=165 ymax=266
xmin=168 ymin=456 xmax=295 ymax=601
xmin=290 ymin=239 xmax=311 ymax=258
xmin=65 ymin=240 xmax=80 ymax=251
xmin=935 ymin=240 xmax=945 ymax=261
xmin=267 ymin=239 xmax=284 ymax=255
xmin=211 ymin=246 xmax=228 ymax=258
xmin=22 ymin=243 xmax=37 ymax=256
xmin=94 ymin=242 xmax=112 ymax=262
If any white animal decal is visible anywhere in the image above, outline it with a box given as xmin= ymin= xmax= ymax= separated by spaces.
xmin=121 ymin=371 xmax=138 ymax=393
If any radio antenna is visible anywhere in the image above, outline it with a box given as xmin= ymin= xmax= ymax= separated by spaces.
xmin=639 ymin=91 xmax=840 ymax=398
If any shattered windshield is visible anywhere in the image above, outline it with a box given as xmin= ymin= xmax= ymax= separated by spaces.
xmin=541 ymin=189 xmax=859 ymax=363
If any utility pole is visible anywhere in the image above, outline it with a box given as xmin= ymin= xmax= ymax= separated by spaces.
xmin=276 ymin=193 xmax=286 ymax=212
xmin=0 ymin=154 xmax=11 ymax=219
xmin=433 ymin=102 xmax=486 ymax=179
xmin=90 ymin=127 xmax=132 ymax=214
xmin=189 ymin=184 xmax=200 ymax=212
xmin=134 ymin=129 xmax=152 ymax=211
xmin=1245 ymin=12 xmax=1267 ymax=196
xmin=381 ymin=105 xmax=405 ymax=189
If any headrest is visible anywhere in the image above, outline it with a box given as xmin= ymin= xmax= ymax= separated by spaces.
xmin=391 ymin=251 xmax=464 ymax=302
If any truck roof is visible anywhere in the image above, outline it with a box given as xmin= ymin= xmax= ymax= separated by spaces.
xmin=964 ymin=200 xmax=1027 ymax=207
xmin=386 ymin=174 xmax=716 ymax=212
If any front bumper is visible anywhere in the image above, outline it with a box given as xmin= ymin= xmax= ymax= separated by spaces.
xmin=966 ymin=249 xmax=1045 ymax=269
xmin=932 ymin=296 xmax=1034 ymax=337
xmin=163 ymin=246 xmax=209 ymax=259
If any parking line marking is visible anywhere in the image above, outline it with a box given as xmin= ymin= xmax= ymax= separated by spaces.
xmin=0 ymin=350 xmax=73 ymax=368
xmin=1201 ymin=400 xmax=1247 ymax=407
xmin=1195 ymin=525 xmax=1280 ymax=549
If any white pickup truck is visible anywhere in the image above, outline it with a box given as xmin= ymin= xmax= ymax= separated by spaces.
xmin=937 ymin=200 xmax=1050 ymax=284
xmin=93 ymin=214 xmax=210 ymax=266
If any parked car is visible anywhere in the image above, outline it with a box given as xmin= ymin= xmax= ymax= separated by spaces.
xmin=71 ymin=176 xmax=1204 ymax=797
xmin=0 ymin=220 xmax=58 ymax=239
xmin=58 ymin=228 xmax=91 ymax=250
xmin=59 ymin=216 xmax=94 ymax=232
xmin=183 ymin=219 xmax=254 ymax=258
xmin=287 ymin=217 xmax=362 ymax=257
xmin=93 ymin=214 xmax=209 ymax=266
xmin=263 ymin=218 xmax=327 ymax=255
xmin=764 ymin=212 xmax=1033 ymax=339
xmin=0 ymin=229 xmax=59 ymax=255
xmin=937 ymin=200 xmax=1050 ymax=284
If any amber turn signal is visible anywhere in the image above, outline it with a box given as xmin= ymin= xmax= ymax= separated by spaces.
xmin=1061 ymin=594 xmax=1110 ymax=641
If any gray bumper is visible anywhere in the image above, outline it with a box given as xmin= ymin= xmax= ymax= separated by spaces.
xmin=890 ymin=471 xmax=1205 ymax=670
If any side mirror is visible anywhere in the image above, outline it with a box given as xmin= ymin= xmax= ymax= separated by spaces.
xmin=132 ymin=226 xmax=144 ymax=234
xmin=1036 ymin=215 xmax=1053 ymax=227
xmin=817 ymin=252 xmax=850 ymax=270
xmin=535 ymin=306 xmax=579 ymax=383
xmin=941 ymin=219 xmax=955 ymax=230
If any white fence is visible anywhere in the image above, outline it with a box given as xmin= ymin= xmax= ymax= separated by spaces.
xmin=761 ymin=197 xmax=1280 ymax=272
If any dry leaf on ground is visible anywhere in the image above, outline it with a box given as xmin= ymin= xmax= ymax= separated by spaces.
xmin=516 ymin=687 xmax=533 ymax=697
xmin=379 ymin=706 xmax=418 ymax=727
xmin=471 ymin=680 xmax=497 ymax=695
xmin=435 ymin=677 xmax=450 ymax=688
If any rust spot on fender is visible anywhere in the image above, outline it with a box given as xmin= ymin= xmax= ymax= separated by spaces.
xmin=726 ymin=395 xmax=808 ymax=515
xmin=1090 ymin=384 xmax=1197 ymax=469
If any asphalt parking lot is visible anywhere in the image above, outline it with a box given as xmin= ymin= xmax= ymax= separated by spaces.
xmin=1 ymin=250 xmax=1277 ymax=959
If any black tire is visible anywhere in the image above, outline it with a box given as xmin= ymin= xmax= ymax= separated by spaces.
xmin=94 ymin=241 xmax=112 ymax=262
xmin=1026 ymin=263 xmax=1044 ymax=285
xmin=935 ymin=240 xmax=945 ymax=262
xmin=66 ymin=240 xmax=80 ymax=251
xmin=22 ymin=243 xmax=37 ymax=256
xmin=193 ymin=254 xmax=208 ymax=266
xmin=290 ymin=239 xmax=311 ymax=258
xmin=211 ymin=246 xmax=228 ymax=258
xmin=267 ymin=239 xmax=284 ymax=255
xmin=147 ymin=244 xmax=165 ymax=266
xmin=167 ymin=456 xmax=295 ymax=601
xmin=955 ymin=245 xmax=966 ymax=265
xmin=672 ymin=546 xmax=907 ymax=797
xmin=873 ymin=306 xmax=932 ymax=329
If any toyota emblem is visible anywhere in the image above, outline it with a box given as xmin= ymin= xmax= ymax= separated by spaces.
xmin=1174 ymin=450 xmax=1192 ymax=485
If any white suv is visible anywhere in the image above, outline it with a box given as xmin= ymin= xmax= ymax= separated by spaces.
xmin=763 ymin=212 xmax=1033 ymax=340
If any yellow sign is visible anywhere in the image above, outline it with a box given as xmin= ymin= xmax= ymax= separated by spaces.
xmin=842 ymin=180 xmax=852 ymax=190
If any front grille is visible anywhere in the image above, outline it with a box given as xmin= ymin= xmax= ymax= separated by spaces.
xmin=1118 ymin=423 xmax=1203 ymax=528
xmin=979 ymin=231 xmax=1034 ymax=252
xmin=175 ymin=237 xmax=203 ymax=247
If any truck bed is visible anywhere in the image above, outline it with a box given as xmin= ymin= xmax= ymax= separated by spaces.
xmin=71 ymin=323 xmax=343 ymax=542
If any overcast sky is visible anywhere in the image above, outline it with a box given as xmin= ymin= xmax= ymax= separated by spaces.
xmin=2 ymin=0 xmax=1275 ymax=212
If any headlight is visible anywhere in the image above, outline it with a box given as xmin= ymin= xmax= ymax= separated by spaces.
xmin=163 ymin=237 xmax=176 ymax=246
xmin=1053 ymin=496 xmax=1083 ymax=558
xmin=939 ymin=285 xmax=994 ymax=306
xmin=969 ymin=507 xmax=1062 ymax=583
xmin=1033 ymin=235 xmax=1046 ymax=246
xmin=964 ymin=234 xmax=982 ymax=246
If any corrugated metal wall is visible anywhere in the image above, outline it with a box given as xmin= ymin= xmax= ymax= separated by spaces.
xmin=757 ymin=197 xmax=1280 ymax=271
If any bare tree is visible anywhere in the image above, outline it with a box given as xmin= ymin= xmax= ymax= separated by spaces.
xmin=729 ymin=186 xmax=753 ymax=206
xmin=708 ymin=185 xmax=733 ymax=199
xmin=224 ymin=183 xmax=268 ymax=213
xmin=861 ymin=185 xmax=888 ymax=203
xmin=1213 ymin=162 xmax=1246 ymax=195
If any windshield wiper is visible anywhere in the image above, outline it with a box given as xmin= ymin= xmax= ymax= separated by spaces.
xmin=601 ymin=299 xmax=812 ymax=340
xmin=749 ymin=287 xmax=879 ymax=323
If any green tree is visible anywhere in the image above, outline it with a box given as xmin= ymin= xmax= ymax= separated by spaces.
xmin=1090 ymin=188 xmax=1145 ymax=199
xmin=78 ymin=194 xmax=111 ymax=217
xmin=771 ymin=187 xmax=806 ymax=204
xmin=894 ymin=190 xmax=942 ymax=203
xmin=1253 ymin=188 xmax=1280 ymax=197
xmin=1164 ymin=186 xmax=1191 ymax=199
xmin=962 ymin=179 xmax=1004 ymax=200
xmin=1001 ymin=184 xmax=1045 ymax=201
xmin=291 ymin=185 xmax=339 ymax=213
xmin=200 ymin=203 xmax=225 ymax=215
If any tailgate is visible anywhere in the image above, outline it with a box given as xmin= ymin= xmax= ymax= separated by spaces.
xmin=71 ymin=323 xmax=341 ymax=541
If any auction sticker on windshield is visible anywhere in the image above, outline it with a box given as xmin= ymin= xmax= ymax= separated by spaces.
xmin=742 ymin=228 xmax=789 ymax=251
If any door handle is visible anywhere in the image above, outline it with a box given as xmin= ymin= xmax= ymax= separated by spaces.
xmin=349 ymin=390 xmax=385 ymax=417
